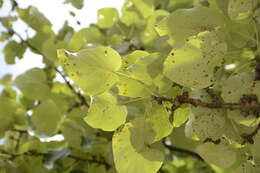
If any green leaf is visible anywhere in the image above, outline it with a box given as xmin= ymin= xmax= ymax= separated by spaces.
xmin=144 ymin=101 xmax=173 ymax=143
xmin=155 ymin=6 xmax=224 ymax=47
xmin=235 ymin=158 xmax=260 ymax=173
xmin=131 ymin=0 xmax=154 ymax=18
xmin=186 ymin=107 xmax=226 ymax=140
xmin=128 ymin=53 xmax=172 ymax=94
xmin=57 ymin=47 xmax=121 ymax=95
xmin=166 ymin=0 xmax=193 ymax=11
xmin=121 ymin=50 xmax=150 ymax=70
xmin=42 ymin=39 xmax=67 ymax=64
xmin=228 ymin=0 xmax=256 ymax=22
xmin=62 ymin=108 xmax=96 ymax=148
xmin=18 ymin=7 xmax=55 ymax=51
xmin=120 ymin=0 xmax=143 ymax=26
xmin=222 ymin=119 xmax=254 ymax=144
xmin=14 ymin=68 xmax=50 ymax=100
xmin=221 ymin=72 xmax=260 ymax=102
xmin=19 ymin=138 xmax=47 ymax=153
xmin=140 ymin=10 xmax=169 ymax=45
xmin=3 ymin=41 xmax=26 ymax=64
xmin=84 ymin=92 xmax=127 ymax=131
xmin=97 ymin=8 xmax=119 ymax=29
xmin=196 ymin=142 xmax=237 ymax=169
xmin=0 ymin=97 xmax=21 ymax=137
xmin=173 ymin=104 xmax=191 ymax=127
xmin=163 ymin=30 xmax=227 ymax=89
xmin=221 ymin=72 xmax=260 ymax=126
xmin=112 ymin=118 xmax=164 ymax=173
xmin=68 ymin=27 xmax=104 ymax=51
xmin=31 ymin=99 xmax=62 ymax=135
xmin=210 ymin=0 xmax=229 ymax=14
xmin=18 ymin=6 xmax=53 ymax=32
xmin=15 ymin=156 xmax=49 ymax=173
xmin=170 ymin=125 xmax=199 ymax=151
xmin=250 ymin=131 xmax=260 ymax=158
xmin=65 ymin=0 xmax=84 ymax=9
xmin=117 ymin=75 xmax=152 ymax=98
xmin=0 ymin=74 xmax=12 ymax=86
xmin=185 ymin=90 xmax=226 ymax=140
xmin=224 ymin=20 xmax=255 ymax=48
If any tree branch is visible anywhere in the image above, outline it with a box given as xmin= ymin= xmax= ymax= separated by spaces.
xmin=162 ymin=139 xmax=204 ymax=161
xmin=153 ymin=92 xmax=260 ymax=115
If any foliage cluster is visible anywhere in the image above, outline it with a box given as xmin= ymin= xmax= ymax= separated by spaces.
xmin=1 ymin=0 xmax=260 ymax=173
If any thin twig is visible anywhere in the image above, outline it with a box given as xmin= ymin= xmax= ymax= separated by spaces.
xmin=162 ymin=139 xmax=204 ymax=161
xmin=55 ymin=68 xmax=89 ymax=107
xmin=68 ymin=154 xmax=110 ymax=169
xmin=10 ymin=29 xmax=89 ymax=108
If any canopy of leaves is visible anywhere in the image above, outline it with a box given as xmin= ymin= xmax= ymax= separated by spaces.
xmin=1 ymin=0 xmax=260 ymax=173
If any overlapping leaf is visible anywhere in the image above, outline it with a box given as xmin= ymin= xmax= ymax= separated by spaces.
xmin=196 ymin=142 xmax=237 ymax=169
xmin=164 ymin=30 xmax=227 ymax=89
xmin=84 ymin=92 xmax=127 ymax=131
xmin=14 ymin=68 xmax=50 ymax=100
xmin=97 ymin=8 xmax=119 ymax=29
xmin=57 ymin=47 xmax=122 ymax=95
xmin=31 ymin=99 xmax=62 ymax=135
xmin=221 ymin=72 xmax=260 ymax=126
xmin=112 ymin=118 xmax=164 ymax=173
xmin=155 ymin=6 xmax=224 ymax=47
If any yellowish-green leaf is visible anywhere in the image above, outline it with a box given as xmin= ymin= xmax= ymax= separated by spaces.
xmin=31 ymin=99 xmax=62 ymax=135
xmin=68 ymin=27 xmax=104 ymax=51
xmin=42 ymin=39 xmax=67 ymax=64
xmin=3 ymin=41 xmax=26 ymax=64
xmin=18 ymin=6 xmax=52 ymax=32
xmin=221 ymin=72 xmax=260 ymax=126
xmin=97 ymin=8 xmax=119 ymax=29
xmin=117 ymin=75 xmax=151 ymax=98
xmin=128 ymin=53 xmax=172 ymax=94
xmin=84 ymin=92 xmax=127 ymax=131
xmin=163 ymin=31 xmax=227 ymax=89
xmin=173 ymin=104 xmax=191 ymax=127
xmin=14 ymin=68 xmax=50 ymax=100
xmin=112 ymin=118 xmax=164 ymax=173
xmin=121 ymin=50 xmax=150 ymax=70
xmin=196 ymin=143 xmax=237 ymax=169
xmin=144 ymin=101 xmax=173 ymax=143
xmin=0 ymin=97 xmax=21 ymax=137
xmin=141 ymin=10 xmax=169 ymax=45
xmin=185 ymin=107 xmax=226 ymax=141
xmin=155 ymin=6 xmax=224 ymax=47
xmin=65 ymin=0 xmax=84 ymax=9
xmin=120 ymin=0 xmax=143 ymax=26
xmin=57 ymin=47 xmax=121 ymax=95
xmin=131 ymin=0 xmax=154 ymax=18
xmin=228 ymin=0 xmax=256 ymax=22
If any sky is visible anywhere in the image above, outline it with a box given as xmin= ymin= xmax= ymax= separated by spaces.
xmin=0 ymin=0 xmax=125 ymax=78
